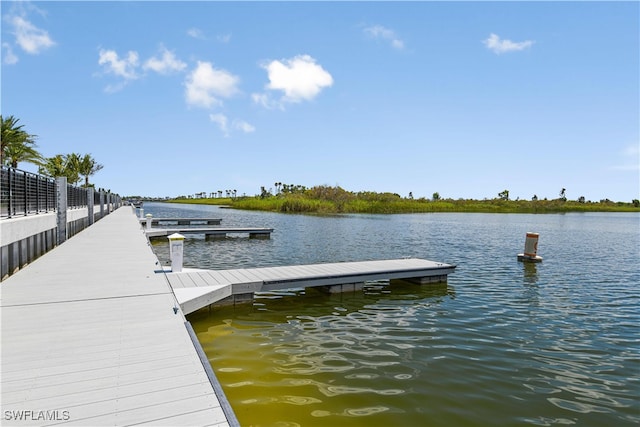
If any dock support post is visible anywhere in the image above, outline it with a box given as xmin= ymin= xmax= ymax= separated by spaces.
xmin=146 ymin=214 xmax=153 ymax=231
xmin=316 ymin=283 xmax=365 ymax=294
xmin=249 ymin=232 xmax=271 ymax=239
xmin=168 ymin=233 xmax=185 ymax=273
xmin=205 ymin=233 xmax=226 ymax=240
xmin=401 ymin=275 xmax=449 ymax=284
xmin=56 ymin=177 xmax=67 ymax=245
xmin=214 ymin=293 xmax=255 ymax=307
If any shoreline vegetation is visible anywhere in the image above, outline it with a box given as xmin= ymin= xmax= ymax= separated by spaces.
xmin=156 ymin=185 xmax=639 ymax=214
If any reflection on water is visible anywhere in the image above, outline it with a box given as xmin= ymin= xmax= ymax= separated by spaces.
xmin=143 ymin=203 xmax=640 ymax=427
xmin=522 ymin=261 xmax=539 ymax=284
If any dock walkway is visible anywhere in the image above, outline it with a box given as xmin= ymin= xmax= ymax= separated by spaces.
xmin=1 ymin=207 xmax=236 ymax=426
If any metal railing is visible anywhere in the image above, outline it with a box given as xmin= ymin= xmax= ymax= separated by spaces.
xmin=67 ymin=183 xmax=88 ymax=209
xmin=1 ymin=166 xmax=57 ymax=218
xmin=1 ymin=166 xmax=122 ymax=219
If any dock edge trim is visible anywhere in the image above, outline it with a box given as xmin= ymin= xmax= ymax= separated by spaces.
xmin=184 ymin=321 xmax=241 ymax=427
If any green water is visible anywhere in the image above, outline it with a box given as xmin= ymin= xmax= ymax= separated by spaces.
xmin=144 ymin=204 xmax=640 ymax=426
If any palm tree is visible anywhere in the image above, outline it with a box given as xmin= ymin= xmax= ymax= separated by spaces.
xmin=559 ymin=188 xmax=566 ymax=201
xmin=39 ymin=154 xmax=66 ymax=177
xmin=3 ymin=142 xmax=43 ymax=168
xmin=65 ymin=153 xmax=83 ymax=185
xmin=1 ymin=115 xmax=42 ymax=168
xmin=38 ymin=154 xmax=80 ymax=184
xmin=76 ymin=153 xmax=103 ymax=187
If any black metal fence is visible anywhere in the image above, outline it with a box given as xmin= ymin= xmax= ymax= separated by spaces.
xmin=67 ymin=183 xmax=88 ymax=210
xmin=1 ymin=166 xmax=56 ymax=217
xmin=1 ymin=166 xmax=120 ymax=218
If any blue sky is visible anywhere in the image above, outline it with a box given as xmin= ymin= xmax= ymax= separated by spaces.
xmin=2 ymin=1 xmax=638 ymax=202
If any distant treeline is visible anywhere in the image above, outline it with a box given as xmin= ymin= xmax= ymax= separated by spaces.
xmin=168 ymin=185 xmax=640 ymax=214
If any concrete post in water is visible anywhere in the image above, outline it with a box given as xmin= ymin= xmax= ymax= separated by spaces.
xmin=168 ymin=233 xmax=185 ymax=272
xmin=145 ymin=214 xmax=153 ymax=231
xmin=56 ymin=177 xmax=67 ymax=245
xmin=139 ymin=208 xmax=144 ymax=219
xmin=87 ymin=187 xmax=95 ymax=225
xmin=517 ymin=232 xmax=543 ymax=262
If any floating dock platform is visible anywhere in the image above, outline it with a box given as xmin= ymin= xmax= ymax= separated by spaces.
xmin=140 ymin=217 xmax=222 ymax=225
xmin=165 ymin=258 xmax=456 ymax=315
xmin=146 ymin=227 xmax=274 ymax=239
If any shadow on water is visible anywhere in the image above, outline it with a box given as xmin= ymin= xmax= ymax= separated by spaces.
xmin=188 ymin=281 xmax=453 ymax=324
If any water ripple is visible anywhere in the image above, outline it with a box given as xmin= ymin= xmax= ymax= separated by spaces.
xmin=146 ymin=204 xmax=640 ymax=427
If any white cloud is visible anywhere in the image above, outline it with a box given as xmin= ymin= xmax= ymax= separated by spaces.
xmin=256 ymin=54 xmax=333 ymax=108
xmin=364 ymin=25 xmax=405 ymax=50
xmin=9 ymin=15 xmax=55 ymax=54
xmin=103 ymin=81 xmax=129 ymax=94
xmin=210 ymin=114 xmax=255 ymax=136
xmin=2 ymin=42 xmax=19 ymax=65
xmin=185 ymin=61 xmax=240 ymax=108
xmin=187 ymin=28 xmax=230 ymax=43
xmin=98 ymin=49 xmax=140 ymax=80
xmin=2 ymin=3 xmax=54 ymax=63
xmin=251 ymin=93 xmax=280 ymax=110
xmin=483 ymin=33 xmax=534 ymax=54
xmin=209 ymin=113 xmax=229 ymax=136
xmin=143 ymin=46 xmax=186 ymax=75
xmin=187 ymin=28 xmax=206 ymax=40
xmin=233 ymin=120 xmax=255 ymax=133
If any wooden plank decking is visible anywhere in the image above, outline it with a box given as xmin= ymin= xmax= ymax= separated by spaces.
xmin=168 ymin=259 xmax=456 ymax=315
xmin=145 ymin=227 xmax=273 ymax=239
xmin=0 ymin=207 xmax=237 ymax=426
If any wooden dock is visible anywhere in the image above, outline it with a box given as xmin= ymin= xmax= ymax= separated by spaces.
xmin=145 ymin=227 xmax=274 ymax=239
xmin=166 ymin=259 xmax=456 ymax=315
xmin=0 ymin=207 xmax=238 ymax=426
xmin=139 ymin=217 xmax=222 ymax=225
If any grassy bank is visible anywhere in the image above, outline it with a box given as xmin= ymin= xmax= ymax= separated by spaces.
xmin=165 ymin=186 xmax=639 ymax=214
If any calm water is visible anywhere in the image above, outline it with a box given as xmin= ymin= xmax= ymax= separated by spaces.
xmin=143 ymin=202 xmax=640 ymax=427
